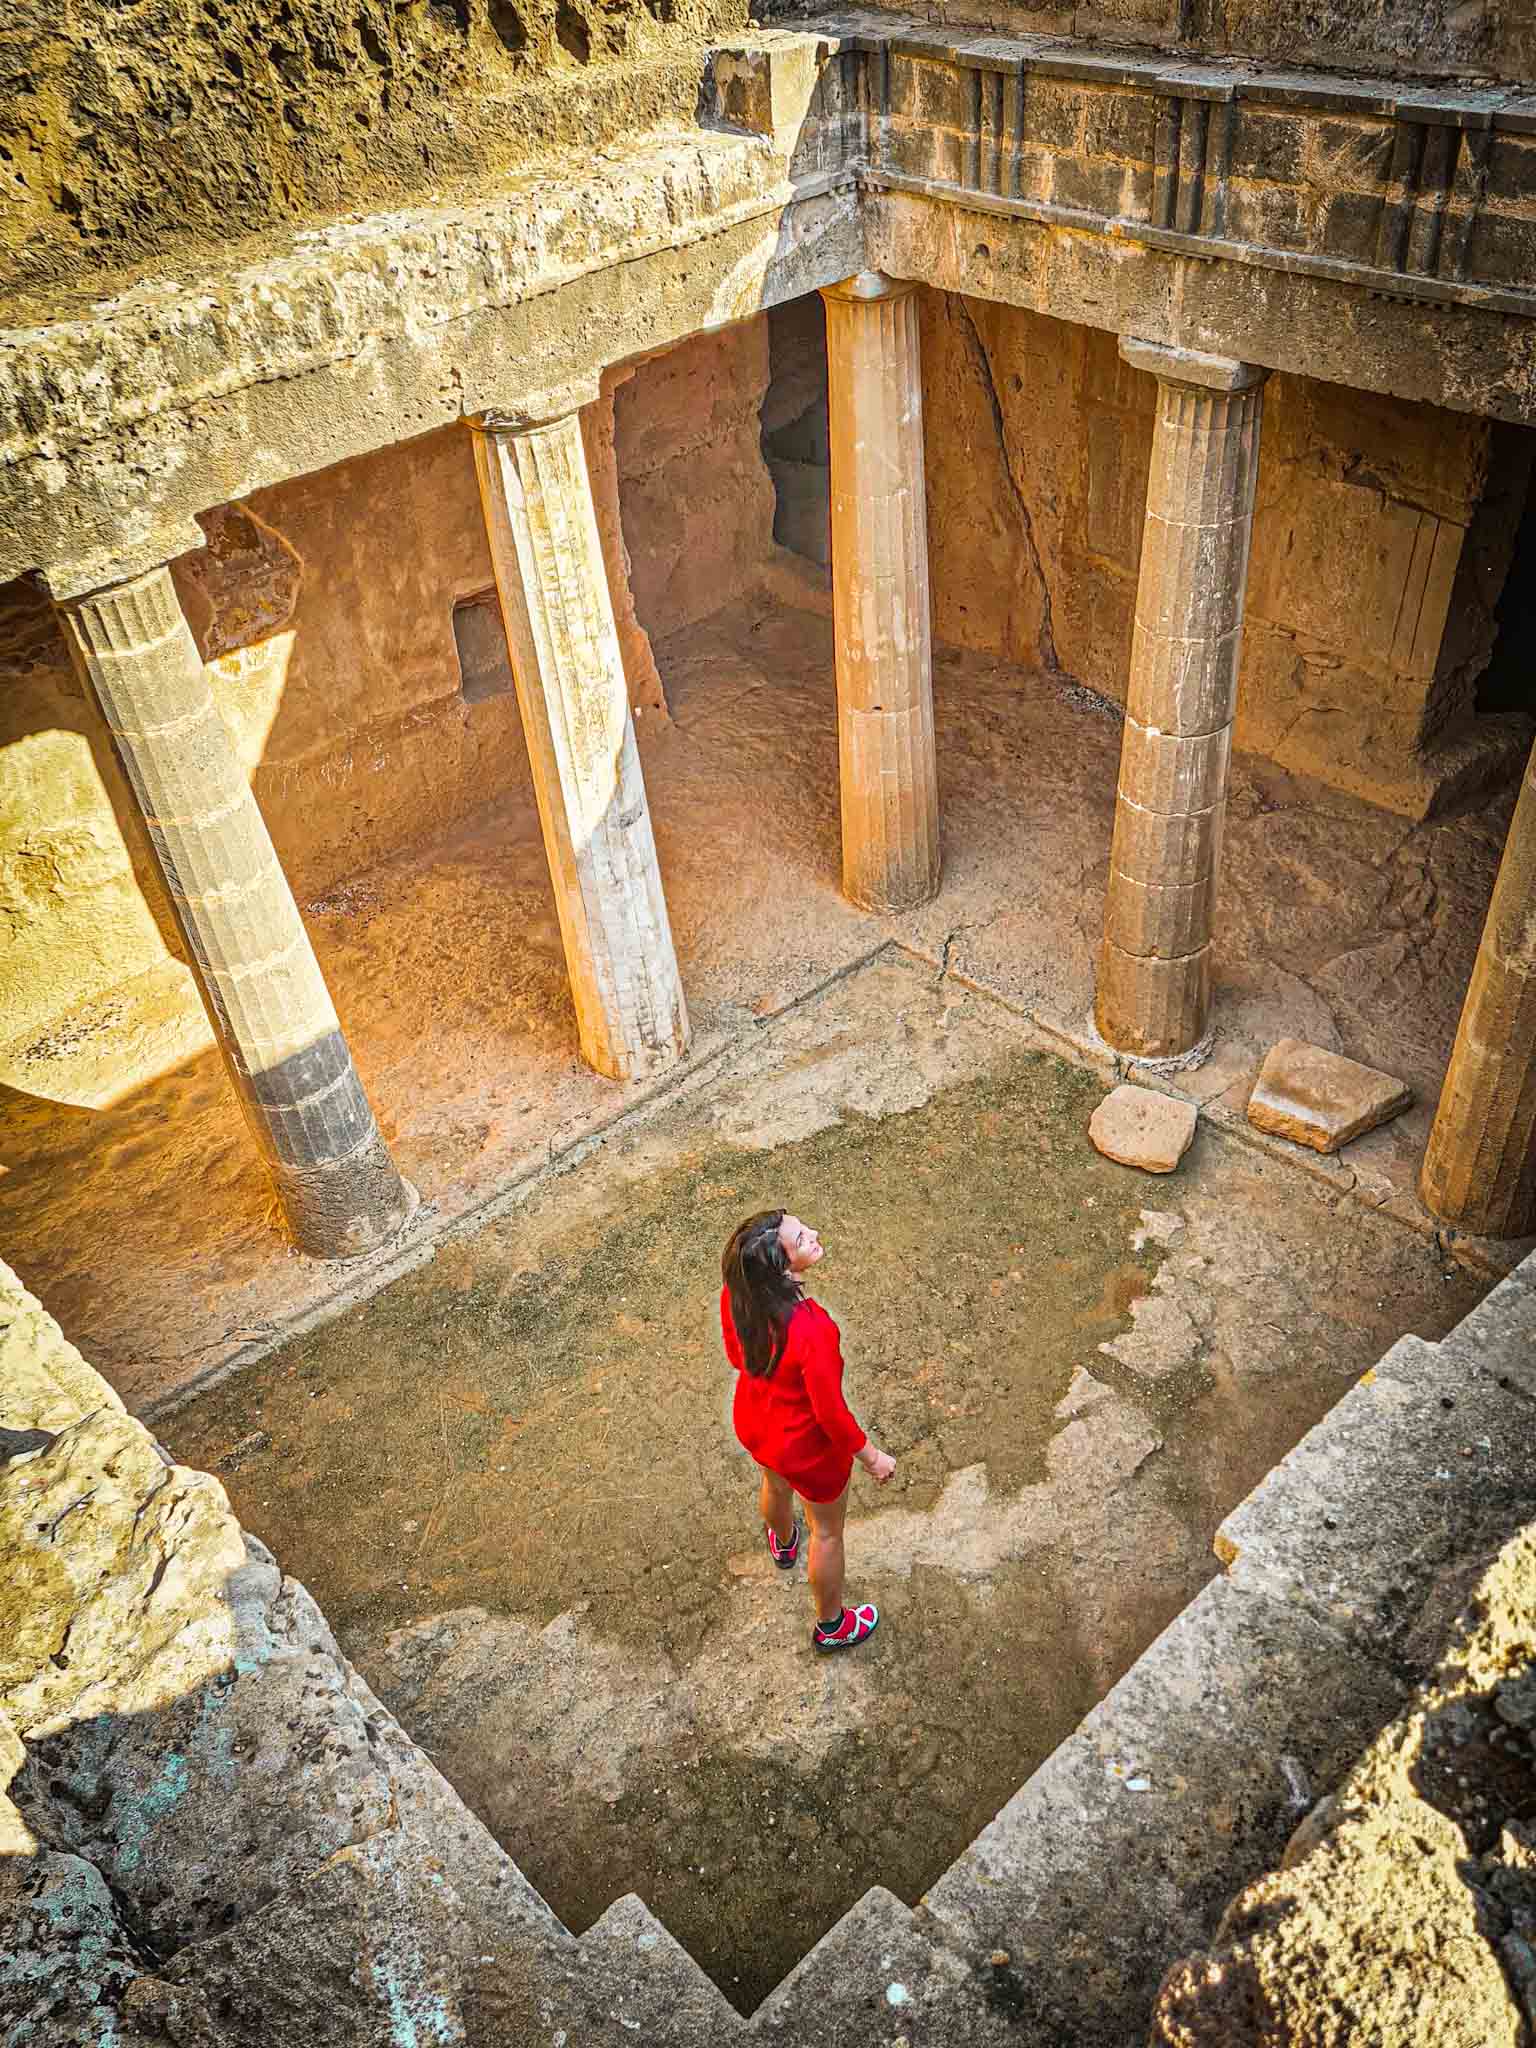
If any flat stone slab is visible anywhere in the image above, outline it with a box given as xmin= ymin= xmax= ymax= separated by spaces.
xmin=1246 ymin=1039 xmax=1411 ymax=1154
xmin=1088 ymin=1085 xmax=1197 ymax=1173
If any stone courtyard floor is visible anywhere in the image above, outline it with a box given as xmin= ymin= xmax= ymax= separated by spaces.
xmin=0 ymin=589 xmax=1528 ymax=1413
xmin=163 ymin=949 xmax=1486 ymax=2008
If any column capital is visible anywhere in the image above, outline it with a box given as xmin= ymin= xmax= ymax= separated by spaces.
xmin=1118 ymin=337 xmax=1270 ymax=395
xmin=39 ymin=521 xmax=207 ymax=606
xmin=821 ymin=271 xmax=919 ymax=306
xmin=467 ymin=373 xmax=601 ymax=437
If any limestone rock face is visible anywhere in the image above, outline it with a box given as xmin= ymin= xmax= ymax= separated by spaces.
xmin=1151 ymin=1526 xmax=1536 ymax=2048
xmin=1247 ymin=1038 xmax=1412 ymax=1153
xmin=1088 ymin=1084 xmax=1198 ymax=1173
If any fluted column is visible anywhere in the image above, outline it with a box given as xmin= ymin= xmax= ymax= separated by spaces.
xmin=820 ymin=271 xmax=940 ymax=913
xmin=471 ymin=407 xmax=689 ymax=1082
xmin=1421 ymin=740 xmax=1536 ymax=1236
xmin=59 ymin=566 xmax=414 ymax=1259
xmin=1096 ymin=340 xmax=1269 ymax=1061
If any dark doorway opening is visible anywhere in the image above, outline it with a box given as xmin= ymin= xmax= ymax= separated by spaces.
xmin=760 ymin=295 xmax=830 ymax=568
xmin=1479 ymin=459 xmax=1536 ymax=717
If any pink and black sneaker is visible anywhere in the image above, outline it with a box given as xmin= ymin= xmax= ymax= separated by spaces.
xmin=813 ymin=1603 xmax=879 ymax=1653
xmin=767 ymin=1520 xmax=802 ymax=1571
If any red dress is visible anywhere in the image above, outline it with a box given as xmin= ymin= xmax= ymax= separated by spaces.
xmin=720 ymin=1286 xmax=867 ymax=1503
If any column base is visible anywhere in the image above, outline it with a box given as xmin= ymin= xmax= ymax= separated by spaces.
xmin=1094 ymin=939 xmax=1211 ymax=1062
xmin=272 ymin=1145 xmax=419 ymax=1262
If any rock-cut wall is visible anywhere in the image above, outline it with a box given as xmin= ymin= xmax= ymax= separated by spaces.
xmin=0 ymin=0 xmax=752 ymax=318
xmin=919 ymin=290 xmax=1531 ymax=818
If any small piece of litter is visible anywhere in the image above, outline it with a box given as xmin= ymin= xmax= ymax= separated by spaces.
xmin=1125 ymin=1775 xmax=1152 ymax=1792
xmin=886 ymin=1983 xmax=911 ymax=2007
xmin=989 ymin=1949 xmax=1012 ymax=1968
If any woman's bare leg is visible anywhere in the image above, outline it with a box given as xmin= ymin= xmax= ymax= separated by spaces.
xmin=804 ymin=1485 xmax=850 ymax=1625
xmin=758 ymin=1465 xmax=796 ymax=1545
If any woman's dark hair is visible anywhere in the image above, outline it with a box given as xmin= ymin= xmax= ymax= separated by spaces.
xmin=722 ymin=1209 xmax=803 ymax=1379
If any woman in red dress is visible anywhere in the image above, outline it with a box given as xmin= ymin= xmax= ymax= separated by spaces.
xmin=720 ymin=1209 xmax=896 ymax=1652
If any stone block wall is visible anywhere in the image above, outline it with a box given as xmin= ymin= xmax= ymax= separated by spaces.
xmin=614 ymin=316 xmax=781 ymax=645
xmin=768 ymin=0 xmax=1536 ymax=87
xmin=919 ymin=288 xmax=1520 ymax=814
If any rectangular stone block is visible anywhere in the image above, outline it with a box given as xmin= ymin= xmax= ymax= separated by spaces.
xmin=1049 ymin=153 xmax=1143 ymax=218
xmin=1245 ymin=1038 xmax=1412 ymax=1153
xmin=1228 ymin=108 xmax=1305 ymax=183
xmin=1486 ymin=133 xmax=1536 ymax=205
xmin=887 ymin=52 xmax=976 ymax=131
xmin=1082 ymin=85 xmax=1157 ymax=163
xmin=1026 ymin=77 xmax=1088 ymax=151
xmin=1313 ymin=116 xmax=1396 ymax=187
xmin=886 ymin=120 xmax=965 ymax=186
xmin=1322 ymin=188 xmax=1386 ymax=261
xmin=1467 ymin=208 xmax=1534 ymax=284
xmin=1217 ymin=1333 xmax=1536 ymax=1674
xmin=1223 ymin=181 xmax=1309 ymax=250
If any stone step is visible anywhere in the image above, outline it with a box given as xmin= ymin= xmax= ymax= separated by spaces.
xmin=916 ymin=1572 xmax=1405 ymax=2048
xmin=1216 ymin=1322 xmax=1536 ymax=1675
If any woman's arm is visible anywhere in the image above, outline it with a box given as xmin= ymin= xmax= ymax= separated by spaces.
xmin=803 ymin=1312 xmax=896 ymax=1482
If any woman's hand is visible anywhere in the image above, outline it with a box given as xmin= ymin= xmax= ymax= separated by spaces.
xmin=859 ymin=1445 xmax=896 ymax=1484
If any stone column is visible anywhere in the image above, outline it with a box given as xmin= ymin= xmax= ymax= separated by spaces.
xmin=1421 ymin=741 xmax=1536 ymax=1237
xmin=59 ymin=565 xmax=413 ymax=1259
xmin=1095 ymin=340 xmax=1269 ymax=1061
xmin=820 ymin=271 xmax=940 ymax=913
xmin=470 ymin=405 xmax=689 ymax=1082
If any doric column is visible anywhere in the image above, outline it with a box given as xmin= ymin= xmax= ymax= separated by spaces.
xmin=1421 ymin=741 xmax=1536 ymax=1237
xmin=1095 ymin=340 xmax=1269 ymax=1061
xmin=820 ymin=271 xmax=940 ymax=913
xmin=59 ymin=566 xmax=414 ymax=1260
xmin=470 ymin=404 xmax=689 ymax=1082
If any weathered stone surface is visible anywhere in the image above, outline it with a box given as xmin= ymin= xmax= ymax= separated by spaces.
xmin=1151 ymin=1526 xmax=1536 ymax=2048
xmin=1217 ymin=1327 xmax=1536 ymax=1677
xmin=1421 ymin=739 xmax=1536 ymax=1237
xmin=754 ymin=1886 xmax=979 ymax=2044
xmin=472 ymin=408 xmax=690 ymax=1083
xmin=0 ymin=1255 xmax=566 ymax=2048
xmin=1096 ymin=344 xmax=1265 ymax=1058
xmin=0 ymin=0 xmax=753 ymax=312
xmin=919 ymin=1573 xmax=1404 ymax=2046
xmin=0 ymin=1851 xmax=148 ymax=2046
xmin=1247 ymin=1037 xmax=1413 ymax=1153
xmin=1088 ymin=1083 xmax=1198 ymax=1171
